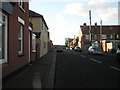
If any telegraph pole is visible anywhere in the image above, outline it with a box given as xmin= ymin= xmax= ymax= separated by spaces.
xmin=100 ymin=20 xmax=102 ymax=49
xmin=89 ymin=10 xmax=92 ymax=45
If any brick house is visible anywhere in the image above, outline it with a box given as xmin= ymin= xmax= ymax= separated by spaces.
xmin=80 ymin=23 xmax=120 ymax=52
xmin=0 ymin=1 xmax=31 ymax=78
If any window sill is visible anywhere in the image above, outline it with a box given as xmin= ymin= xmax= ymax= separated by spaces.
xmin=0 ymin=59 xmax=8 ymax=64
xmin=32 ymin=50 xmax=37 ymax=53
xmin=18 ymin=53 xmax=24 ymax=57
xmin=19 ymin=6 xmax=25 ymax=13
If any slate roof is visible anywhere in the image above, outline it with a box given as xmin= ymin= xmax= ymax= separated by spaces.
xmin=29 ymin=10 xmax=43 ymax=17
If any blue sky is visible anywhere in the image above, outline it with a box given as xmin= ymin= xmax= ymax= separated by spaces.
xmin=29 ymin=0 xmax=119 ymax=45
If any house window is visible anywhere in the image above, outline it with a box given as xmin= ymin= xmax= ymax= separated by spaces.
xmin=110 ymin=35 xmax=113 ymax=39
xmin=0 ymin=12 xmax=7 ymax=64
xmin=18 ymin=23 xmax=23 ymax=55
xmin=19 ymin=0 xmax=24 ymax=8
xmin=102 ymin=35 xmax=106 ymax=39
xmin=116 ymin=34 xmax=119 ymax=39
xmin=32 ymin=34 xmax=36 ymax=52
xmin=94 ymin=35 xmax=97 ymax=39
xmin=85 ymin=35 xmax=90 ymax=40
xmin=18 ymin=0 xmax=25 ymax=12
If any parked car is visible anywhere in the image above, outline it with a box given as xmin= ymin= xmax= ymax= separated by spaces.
xmin=88 ymin=46 xmax=103 ymax=55
xmin=74 ymin=46 xmax=82 ymax=52
xmin=57 ymin=46 xmax=63 ymax=52
xmin=116 ymin=48 xmax=120 ymax=62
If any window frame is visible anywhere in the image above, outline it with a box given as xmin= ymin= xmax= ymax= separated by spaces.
xmin=32 ymin=33 xmax=36 ymax=52
xmin=0 ymin=12 xmax=8 ymax=64
xmin=18 ymin=0 xmax=25 ymax=12
xmin=18 ymin=24 xmax=23 ymax=55
xmin=18 ymin=17 xmax=25 ymax=56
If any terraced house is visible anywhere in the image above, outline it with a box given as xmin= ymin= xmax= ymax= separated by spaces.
xmin=80 ymin=23 xmax=120 ymax=52
xmin=1 ymin=1 xmax=31 ymax=78
xmin=29 ymin=10 xmax=49 ymax=58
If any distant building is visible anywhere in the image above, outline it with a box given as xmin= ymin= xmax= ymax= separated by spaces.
xmin=79 ymin=23 xmax=120 ymax=52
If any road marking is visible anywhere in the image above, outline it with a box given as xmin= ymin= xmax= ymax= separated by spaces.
xmin=80 ymin=55 xmax=86 ymax=58
xmin=110 ymin=66 xmax=120 ymax=72
xmin=89 ymin=58 xmax=102 ymax=63
xmin=33 ymin=73 xmax=42 ymax=88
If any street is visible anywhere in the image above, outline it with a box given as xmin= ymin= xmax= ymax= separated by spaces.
xmin=54 ymin=50 xmax=120 ymax=88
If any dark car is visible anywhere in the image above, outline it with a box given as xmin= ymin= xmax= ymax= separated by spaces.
xmin=57 ymin=46 xmax=63 ymax=52
xmin=74 ymin=46 xmax=82 ymax=52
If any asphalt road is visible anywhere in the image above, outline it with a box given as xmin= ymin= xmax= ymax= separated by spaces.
xmin=54 ymin=50 xmax=120 ymax=88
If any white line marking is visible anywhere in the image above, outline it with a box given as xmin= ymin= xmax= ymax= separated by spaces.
xmin=33 ymin=73 xmax=42 ymax=88
xmin=110 ymin=66 xmax=120 ymax=71
xmin=80 ymin=55 xmax=86 ymax=58
xmin=89 ymin=58 xmax=102 ymax=63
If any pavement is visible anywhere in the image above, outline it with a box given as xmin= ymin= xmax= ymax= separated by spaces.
xmin=2 ymin=49 xmax=56 ymax=89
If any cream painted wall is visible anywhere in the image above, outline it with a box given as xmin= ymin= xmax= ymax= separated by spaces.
xmin=40 ymin=22 xmax=48 ymax=57
xmin=29 ymin=17 xmax=48 ymax=58
xmin=29 ymin=18 xmax=42 ymax=32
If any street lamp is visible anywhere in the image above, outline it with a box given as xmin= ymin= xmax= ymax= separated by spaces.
xmin=89 ymin=10 xmax=92 ymax=45
xmin=100 ymin=20 xmax=102 ymax=49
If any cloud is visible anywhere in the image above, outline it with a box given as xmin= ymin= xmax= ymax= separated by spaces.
xmin=64 ymin=3 xmax=89 ymax=18
xmin=49 ymin=14 xmax=69 ymax=45
xmin=63 ymin=1 xmax=118 ymax=24
xmin=49 ymin=13 xmax=80 ymax=45
xmin=29 ymin=0 xmax=119 ymax=2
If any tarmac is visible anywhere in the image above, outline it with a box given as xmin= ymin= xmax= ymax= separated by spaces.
xmin=2 ymin=49 xmax=56 ymax=89
xmin=2 ymin=48 xmax=117 ymax=89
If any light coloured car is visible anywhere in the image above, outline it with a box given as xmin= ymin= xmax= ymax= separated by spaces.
xmin=88 ymin=46 xmax=103 ymax=55
xmin=116 ymin=48 xmax=120 ymax=62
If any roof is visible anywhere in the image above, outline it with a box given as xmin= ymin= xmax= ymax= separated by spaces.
xmin=80 ymin=25 xmax=120 ymax=34
xmin=29 ymin=10 xmax=43 ymax=17
xmin=29 ymin=10 xmax=49 ymax=30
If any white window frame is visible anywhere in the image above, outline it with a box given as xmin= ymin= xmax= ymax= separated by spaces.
xmin=18 ymin=24 xmax=23 ymax=55
xmin=0 ymin=12 xmax=8 ymax=64
xmin=18 ymin=0 xmax=25 ymax=12
xmin=102 ymin=34 xmax=107 ymax=39
xmin=85 ymin=35 xmax=90 ymax=40
xmin=32 ymin=33 xmax=36 ymax=52
xmin=110 ymin=35 xmax=113 ymax=39
xmin=18 ymin=17 xmax=24 ymax=55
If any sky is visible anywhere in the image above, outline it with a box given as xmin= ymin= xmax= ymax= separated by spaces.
xmin=29 ymin=0 xmax=119 ymax=45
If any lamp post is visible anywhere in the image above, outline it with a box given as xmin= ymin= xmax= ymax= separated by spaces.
xmin=89 ymin=10 xmax=92 ymax=45
xmin=100 ymin=20 xmax=102 ymax=49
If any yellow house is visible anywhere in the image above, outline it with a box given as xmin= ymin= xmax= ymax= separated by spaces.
xmin=29 ymin=10 xmax=49 ymax=58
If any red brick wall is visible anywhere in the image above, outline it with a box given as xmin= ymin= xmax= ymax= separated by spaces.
xmin=2 ymin=2 xmax=29 ymax=77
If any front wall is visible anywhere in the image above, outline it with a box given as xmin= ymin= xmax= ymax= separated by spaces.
xmin=2 ymin=2 xmax=29 ymax=77
xmin=30 ymin=18 xmax=42 ymax=32
xmin=31 ymin=17 xmax=48 ymax=58
xmin=40 ymin=29 xmax=48 ymax=57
